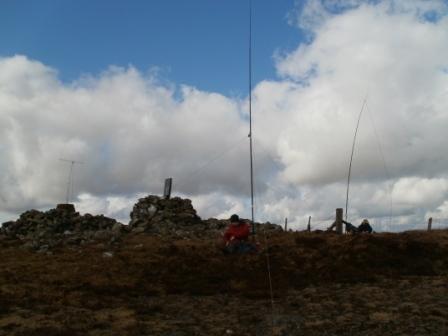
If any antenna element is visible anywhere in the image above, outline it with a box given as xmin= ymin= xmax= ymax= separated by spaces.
xmin=59 ymin=158 xmax=84 ymax=204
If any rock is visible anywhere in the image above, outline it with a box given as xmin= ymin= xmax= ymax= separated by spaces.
xmin=93 ymin=230 xmax=113 ymax=241
xmin=102 ymin=251 xmax=114 ymax=258
xmin=109 ymin=236 xmax=120 ymax=244
xmin=129 ymin=195 xmax=283 ymax=238
xmin=132 ymin=227 xmax=146 ymax=234
xmin=22 ymin=240 xmax=38 ymax=250
xmin=129 ymin=196 xmax=202 ymax=237
xmin=37 ymin=245 xmax=50 ymax=253
xmin=112 ymin=222 xmax=123 ymax=233
xmin=1 ymin=195 xmax=284 ymax=245
xmin=1 ymin=204 xmax=125 ymax=248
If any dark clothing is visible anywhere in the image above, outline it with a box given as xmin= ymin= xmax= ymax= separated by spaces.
xmin=224 ymin=240 xmax=257 ymax=254
xmin=345 ymin=222 xmax=358 ymax=233
xmin=358 ymin=222 xmax=373 ymax=233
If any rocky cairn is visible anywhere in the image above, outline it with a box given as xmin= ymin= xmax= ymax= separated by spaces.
xmin=129 ymin=195 xmax=282 ymax=238
xmin=1 ymin=204 xmax=124 ymax=251
xmin=130 ymin=195 xmax=216 ymax=237
xmin=0 ymin=195 xmax=283 ymax=250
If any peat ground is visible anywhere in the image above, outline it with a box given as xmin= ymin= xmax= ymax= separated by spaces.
xmin=0 ymin=230 xmax=447 ymax=335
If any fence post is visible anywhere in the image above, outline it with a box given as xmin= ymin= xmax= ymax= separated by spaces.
xmin=307 ymin=216 xmax=311 ymax=232
xmin=427 ymin=217 xmax=433 ymax=231
xmin=336 ymin=208 xmax=343 ymax=234
xmin=284 ymin=218 xmax=288 ymax=231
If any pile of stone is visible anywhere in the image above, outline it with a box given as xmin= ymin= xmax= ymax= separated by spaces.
xmin=129 ymin=195 xmax=283 ymax=238
xmin=129 ymin=195 xmax=210 ymax=237
xmin=254 ymin=222 xmax=284 ymax=234
xmin=1 ymin=204 xmax=124 ymax=251
xmin=0 ymin=195 xmax=284 ymax=249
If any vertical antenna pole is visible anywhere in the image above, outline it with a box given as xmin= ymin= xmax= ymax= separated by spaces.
xmin=249 ymin=0 xmax=255 ymax=235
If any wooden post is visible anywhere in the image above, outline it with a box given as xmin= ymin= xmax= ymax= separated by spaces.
xmin=427 ymin=217 xmax=433 ymax=231
xmin=307 ymin=216 xmax=311 ymax=232
xmin=163 ymin=178 xmax=173 ymax=199
xmin=284 ymin=218 xmax=288 ymax=231
xmin=336 ymin=208 xmax=343 ymax=234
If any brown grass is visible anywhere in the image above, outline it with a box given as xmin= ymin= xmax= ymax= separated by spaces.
xmin=0 ymin=230 xmax=447 ymax=335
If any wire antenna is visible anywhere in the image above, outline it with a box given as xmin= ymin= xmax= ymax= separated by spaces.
xmin=365 ymin=102 xmax=394 ymax=227
xmin=59 ymin=158 xmax=83 ymax=204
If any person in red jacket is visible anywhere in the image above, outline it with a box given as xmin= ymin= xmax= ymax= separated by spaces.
xmin=223 ymin=214 xmax=256 ymax=254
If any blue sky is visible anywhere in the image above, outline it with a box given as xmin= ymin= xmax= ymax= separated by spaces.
xmin=0 ymin=0 xmax=303 ymax=96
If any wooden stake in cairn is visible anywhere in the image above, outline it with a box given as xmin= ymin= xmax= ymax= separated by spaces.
xmin=307 ymin=216 xmax=311 ymax=232
xmin=163 ymin=178 xmax=173 ymax=199
xmin=427 ymin=217 xmax=433 ymax=231
xmin=284 ymin=218 xmax=288 ymax=231
xmin=336 ymin=208 xmax=344 ymax=234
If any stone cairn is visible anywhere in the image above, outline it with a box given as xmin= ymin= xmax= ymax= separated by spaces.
xmin=0 ymin=195 xmax=284 ymax=250
xmin=129 ymin=195 xmax=209 ymax=237
xmin=129 ymin=195 xmax=283 ymax=238
xmin=0 ymin=204 xmax=124 ymax=251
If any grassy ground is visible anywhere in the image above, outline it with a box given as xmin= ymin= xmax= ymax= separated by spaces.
xmin=0 ymin=230 xmax=447 ymax=335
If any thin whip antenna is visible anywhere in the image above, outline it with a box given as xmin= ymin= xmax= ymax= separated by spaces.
xmin=60 ymin=158 xmax=83 ymax=204
xmin=248 ymin=0 xmax=255 ymax=234
xmin=345 ymin=96 xmax=367 ymax=222
xmin=365 ymin=103 xmax=393 ymax=227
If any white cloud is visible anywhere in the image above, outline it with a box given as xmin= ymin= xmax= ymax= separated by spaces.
xmin=255 ymin=0 xmax=448 ymax=230
xmin=2 ymin=0 xmax=448 ymax=232
xmin=391 ymin=177 xmax=448 ymax=206
xmin=0 ymin=55 xmax=269 ymax=216
xmin=74 ymin=193 xmax=140 ymax=223
xmin=189 ymin=192 xmax=246 ymax=220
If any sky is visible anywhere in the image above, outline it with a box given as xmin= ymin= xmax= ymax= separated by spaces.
xmin=0 ymin=0 xmax=302 ymax=95
xmin=1 ymin=0 xmax=448 ymax=231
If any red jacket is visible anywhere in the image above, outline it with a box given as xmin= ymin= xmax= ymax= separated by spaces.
xmin=223 ymin=222 xmax=250 ymax=243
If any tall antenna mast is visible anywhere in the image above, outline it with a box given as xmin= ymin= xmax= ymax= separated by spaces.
xmin=248 ymin=0 xmax=255 ymax=234
xmin=60 ymin=158 xmax=83 ymax=204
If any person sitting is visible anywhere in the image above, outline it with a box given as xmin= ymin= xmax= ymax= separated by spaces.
xmin=344 ymin=221 xmax=359 ymax=234
xmin=358 ymin=219 xmax=373 ymax=233
xmin=327 ymin=220 xmax=358 ymax=234
xmin=222 ymin=214 xmax=256 ymax=254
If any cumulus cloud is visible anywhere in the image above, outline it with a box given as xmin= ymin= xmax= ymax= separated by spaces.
xmin=2 ymin=0 xmax=448 ymax=231
xmin=250 ymin=0 xmax=448 ymax=230
xmin=0 ymin=55 xmax=272 ymax=221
